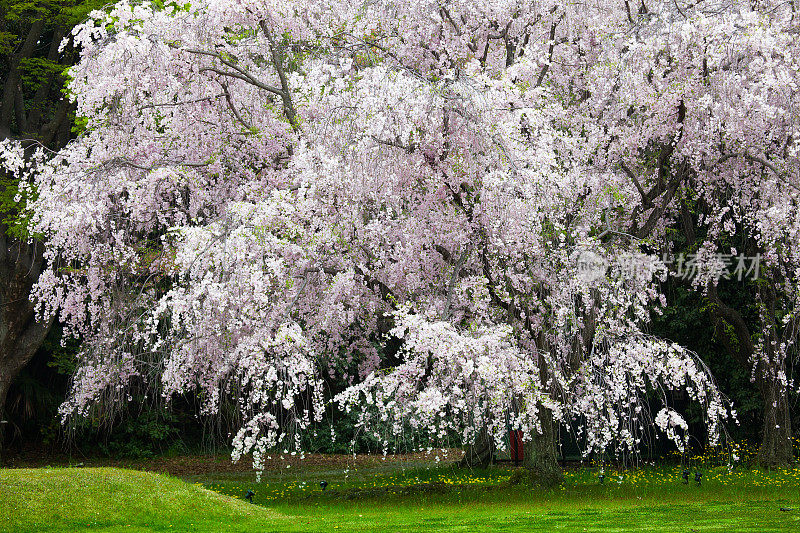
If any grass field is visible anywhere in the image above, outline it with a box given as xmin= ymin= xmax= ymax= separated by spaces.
xmin=1 ymin=461 xmax=799 ymax=532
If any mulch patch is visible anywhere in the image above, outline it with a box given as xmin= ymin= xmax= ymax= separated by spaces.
xmin=5 ymin=449 xmax=464 ymax=477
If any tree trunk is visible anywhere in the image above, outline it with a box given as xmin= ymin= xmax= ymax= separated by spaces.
xmin=521 ymin=407 xmax=563 ymax=487
xmin=0 ymin=375 xmax=10 ymax=461
xmin=707 ymin=283 xmax=795 ymax=467
xmin=458 ymin=425 xmax=494 ymax=468
xmin=757 ymin=377 xmax=794 ymax=467
xmin=0 ymin=15 xmax=73 ymax=462
xmin=0 ymin=227 xmax=52 ymax=461
xmin=0 ymin=19 xmax=44 ymax=137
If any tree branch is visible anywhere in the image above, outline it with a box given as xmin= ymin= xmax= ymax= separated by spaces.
xmin=712 ymin=152 xmax=800 ymax=193
xmin=197 ymin=66 xmax=285 ymax=98
xmin=1 ymin=19 xmax=45 ymax=138
xmin=535 ymin=12 xmax=563 ymax=88
xmin=619 ymin=160 xmax=653 ymax=208
xmin=706 ymin=283 xmax=753 ymax=368
xmin=220 ymin=82 xmax=254 ymax=131
xmin=259 ymin=21 xmax=299 ymax=131
xmin=443 ymin=245 xmax=470 ymax=320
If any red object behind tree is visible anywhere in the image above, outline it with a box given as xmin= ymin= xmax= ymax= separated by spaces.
xmin=510 ymin=430 xmax=524 ymax=465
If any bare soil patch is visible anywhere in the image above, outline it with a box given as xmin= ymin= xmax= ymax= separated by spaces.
xmin=6 ymin=449 xmax=464 ymax=477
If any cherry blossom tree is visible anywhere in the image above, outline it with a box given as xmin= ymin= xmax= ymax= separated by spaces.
xmin=10 ymin=0 xmax=798 ymax=479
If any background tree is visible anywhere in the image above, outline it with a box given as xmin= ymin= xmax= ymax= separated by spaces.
xmin=655 ymin=203 xmax=799 ymax=466
xmin=0 ymin=0 xmax=104 ymax=457
xmin=581 ymin=2 xmax=800 ymax=466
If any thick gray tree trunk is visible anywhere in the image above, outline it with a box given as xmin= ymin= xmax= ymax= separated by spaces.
xmin=708 ymin=284 xmax=795 ymax=467
xmin=0 ymin=227 xmax=51 ymax=460
xmin=757 ymin=375 xmax=794 ymax=467
xmin=521 ymin=407 xmax=562 ymax=487
xmin=0 ymin=14 xmax=74 ymax=461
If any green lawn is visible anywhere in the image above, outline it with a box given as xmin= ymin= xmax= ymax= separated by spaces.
xmin=0 ymin=467 xmax=281 ymax=532
xmin=1 ymin=463 xmax=799 ymax=532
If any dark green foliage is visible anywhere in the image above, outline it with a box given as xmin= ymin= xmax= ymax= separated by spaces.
xmin=651 ymin=283 xmax=762 ymax=443
xmin=301 ymin=408 xmax=380 ymax=455
xmin=95 ymin=409 xmax=181 ymax=459
xmin=651 ymin=188 xmax=797 ymax=464
xmin=2 ymin=324 xmax=69 ymax=451
xmin=1 ymin=0 xmax=107 ymax=228
xmin=0 ymin=172 xmax=37 ymax=238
